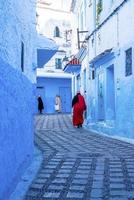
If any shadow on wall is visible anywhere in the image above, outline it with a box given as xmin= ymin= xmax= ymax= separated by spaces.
xmin=0 ymin=57 xmax=35 ymax=200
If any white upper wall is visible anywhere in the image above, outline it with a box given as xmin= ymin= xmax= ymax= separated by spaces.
xmin=36 ymin=3 xmax=72 ymax=71
xmin=36 ymin=7 xmax=71 ymax=34
xmin=86 ymin=0 xmax=134 ymax=60
xmin=71 ymin=0 xmax=134 ymax=52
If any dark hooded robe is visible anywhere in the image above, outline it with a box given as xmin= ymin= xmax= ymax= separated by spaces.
xmin=38 ymin=97 xmax=44 ymax=113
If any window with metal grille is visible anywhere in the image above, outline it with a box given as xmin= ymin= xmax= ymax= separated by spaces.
xmin=55 ymin=58 xmax=62 ymax=69
xmin=37 ymin=86 xmax=44 ymax=89
xmin=125 ymin=47 xmax=132 ymax=76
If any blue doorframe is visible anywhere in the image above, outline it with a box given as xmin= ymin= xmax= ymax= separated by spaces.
xmin=77 ymin=74 xmax=81 ymax=91
xmin=98 ymin=71 xmax=105 ymax=121
xmin=90 ymin=51 xmax=115 ymax=122
xmin=84 ymin=69 xmax=86 ymax=92
xmin=106 ymin=64 xmax=115 ymax=120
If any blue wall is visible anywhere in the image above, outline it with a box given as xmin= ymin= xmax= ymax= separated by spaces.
xmin=87 ymin=46 xmax=134 ymax=138
xmin=115 ymin=45 xmax=134 ymax=138
xmin=0 ymin=0 xmax=37 ymax=81
xmin=0 ymin=0 xmax=37 ymax=198
xmin=37 ymin=77 xmax=72 ymax=114
xmin=0 ymin=58 xmax=35 ymax=200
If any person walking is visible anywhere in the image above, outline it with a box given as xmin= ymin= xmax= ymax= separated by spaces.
xmin=37 ymin=96 xmax=44 ymax=114
xmin=72 ymin=91 xmax=86 ymax=128
xmin=55 ymin=95 xmax=61 ymax=113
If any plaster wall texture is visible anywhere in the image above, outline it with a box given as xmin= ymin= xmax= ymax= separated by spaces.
xmin=98 ymin=0 xmax=134 ymax=51
xmin=87 ymin=0 xmax=134 ymax=60
xmin=0 ymin=0 xmax=36 ymax=199
xmin=0 ymin=0 xmax=37 ymax=82
xmin=0 ymin=58 xmax=35 ymax=200
xmin=114 ymin=45 xmax=134 ymax=138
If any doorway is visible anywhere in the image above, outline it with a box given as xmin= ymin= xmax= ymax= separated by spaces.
xmin=59 ymin=87 xmax=71 ymax=113
xmin=106 ymin=65 xmax=115 ymax=120
xmin=98 ymin=71 xmax=105 ymax=120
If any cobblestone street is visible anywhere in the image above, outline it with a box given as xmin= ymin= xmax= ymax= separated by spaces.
xmin=24 ymin=114 xmax=134 ymax=200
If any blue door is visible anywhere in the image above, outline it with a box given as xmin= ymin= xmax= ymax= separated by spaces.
xmin=59 ymin=87 xmax=71 ymax=113
xmin=98 ymin=72 xmax=105 ymax=120
xmin=106 ymin=65 xmax=115 ymax=119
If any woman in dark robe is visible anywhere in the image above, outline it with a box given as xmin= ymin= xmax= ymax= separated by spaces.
xmin=72 ymin=91 xmax=86 ymax=128
xmin=38 ymin=96 xmax=44 ymax=114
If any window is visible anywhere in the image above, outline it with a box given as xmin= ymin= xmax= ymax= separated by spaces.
xmin=125 ymin=48 xmax=132 ymax=76
xmin=54 ymin=26 xmax=60 ymax=37
xmin=21 ymin=41 xmax=24 ymax=72
xmin=37 ymin=86 xmax=44 ymax=89
xmin=55 ymin=58 xmax=62 ymax=69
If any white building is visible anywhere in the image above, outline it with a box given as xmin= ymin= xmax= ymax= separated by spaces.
xmin=70 ymin=0 xmax=134 ymax=139
xmin=36 ymin=0 xmax=73 ymax=114
xmin=36 ymin=0 xmax=72 ymax=71
xmin=41 ymin=18 xmax=72 ymax=72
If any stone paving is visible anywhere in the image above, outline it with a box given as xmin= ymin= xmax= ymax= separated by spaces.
xmin=24 ymin=114 xmax=134 ymax=200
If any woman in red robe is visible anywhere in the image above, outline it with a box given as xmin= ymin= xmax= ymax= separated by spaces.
xmin=72 ymin=91 xmax=86 ymax=128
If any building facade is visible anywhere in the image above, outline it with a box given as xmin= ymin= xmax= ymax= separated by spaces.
xmin=71 ymin=0 xmax=134 ymax=138
xmin=36 ymin=1 xmax=73 ymax=114
xmin=0 ymin=0 xmax=37 ymax=199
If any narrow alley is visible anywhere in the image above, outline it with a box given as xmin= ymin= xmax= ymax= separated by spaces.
xmin=24 ymin=114 xmax=134 ymax=200
xmin=1 ymin=0 xmax=134 ymax=199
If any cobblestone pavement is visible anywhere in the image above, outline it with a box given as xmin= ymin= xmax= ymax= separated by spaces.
xmin=24 ymin=114 xmax=134 ymax=200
